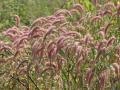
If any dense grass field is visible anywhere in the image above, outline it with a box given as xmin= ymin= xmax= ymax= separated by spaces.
xmin=0 ymin=0 xmax=120 ymax=90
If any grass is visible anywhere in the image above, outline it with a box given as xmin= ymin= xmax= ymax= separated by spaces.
xmin=0 ymin=0 xmax=120 ymax=90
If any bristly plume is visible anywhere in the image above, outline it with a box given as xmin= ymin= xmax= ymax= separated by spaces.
xmin=14 ymin=15 xmax=20 ymax=27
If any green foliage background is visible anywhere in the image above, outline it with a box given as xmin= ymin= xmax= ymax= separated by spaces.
xmin=0 ymin=0 xmax=65 ymax=30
